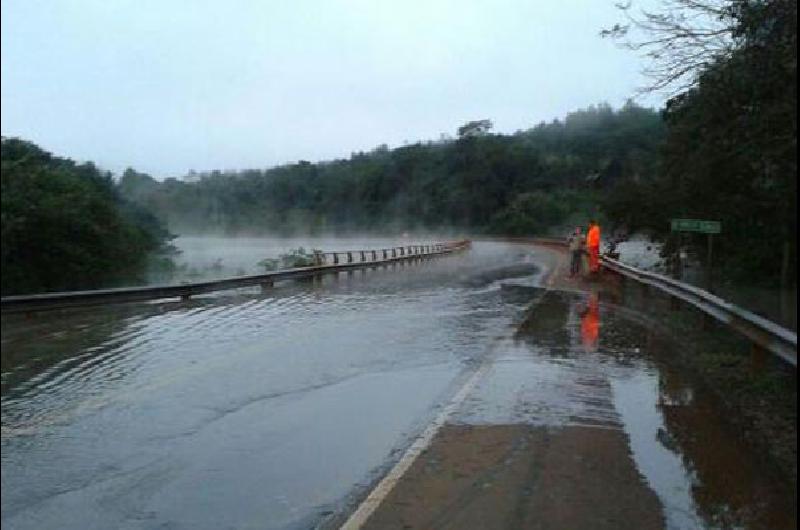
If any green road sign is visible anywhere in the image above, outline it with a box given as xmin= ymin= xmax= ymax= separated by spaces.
xmin=671 ymin=218 xmax=722 ymax=234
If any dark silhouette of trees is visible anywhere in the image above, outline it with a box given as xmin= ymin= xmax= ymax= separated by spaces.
xmin=1 ymin=138 xmax=174 ymax=294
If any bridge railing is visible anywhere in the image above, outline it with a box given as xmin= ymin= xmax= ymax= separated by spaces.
xmin=315 ymin=243 xmax=447 ymax=266
xmin=0 ymin=240 xmax=471 ymax=313
xmin=601 ymin=256 xmax=797 ymax=367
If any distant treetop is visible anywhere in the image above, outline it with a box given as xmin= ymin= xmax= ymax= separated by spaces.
xmin=457 ymin=119 xmax=493 ymax=138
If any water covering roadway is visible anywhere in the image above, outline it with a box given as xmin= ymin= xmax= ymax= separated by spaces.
xmin=1 ymin=241 xmax=794 ymax=530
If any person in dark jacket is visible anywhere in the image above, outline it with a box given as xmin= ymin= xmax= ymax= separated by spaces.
xmin=568 ymin=227 xmax=584 ymax=277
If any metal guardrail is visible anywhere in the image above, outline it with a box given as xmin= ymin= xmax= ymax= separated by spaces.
xmin=601 ymin=256 xmax=797 ymax=367
xmin=1 ymin=240 xmax=472 ymax=314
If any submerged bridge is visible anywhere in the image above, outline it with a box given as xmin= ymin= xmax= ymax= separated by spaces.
xmin=0 ymin=240 xmax=472 ymax=313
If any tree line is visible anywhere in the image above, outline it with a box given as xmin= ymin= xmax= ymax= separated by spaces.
xmin=1 ymin=138 xmax=175 ymax=295
xmin=118 ymin=102 xmax=663 ymax=237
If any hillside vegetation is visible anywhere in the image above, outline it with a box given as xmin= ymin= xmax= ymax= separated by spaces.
xmin=1 ymin=138 xmax=174 ymax=295
xmin=119 ymin=102 xmax=663 ymax=237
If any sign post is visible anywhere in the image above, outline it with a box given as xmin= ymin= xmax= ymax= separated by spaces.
xmin=706 ymin=233 xmax=714 ymax=292
xmin=670 ymin=219 xmax=721 ymax=293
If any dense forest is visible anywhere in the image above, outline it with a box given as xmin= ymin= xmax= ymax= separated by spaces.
xmin=118 ymin=102 xmax=664 ymax=236
xmin=1 ymin=138 xmax=175 ymax=295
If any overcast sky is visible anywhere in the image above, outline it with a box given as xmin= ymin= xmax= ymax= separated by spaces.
xmin=1 ymin=0 xmax=664 ymax=178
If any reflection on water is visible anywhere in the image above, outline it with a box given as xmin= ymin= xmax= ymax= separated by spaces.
xmin=580 ymin=292 xmax=600 ymax=353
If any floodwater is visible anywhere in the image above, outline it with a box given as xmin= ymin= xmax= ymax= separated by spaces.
xmin=1 ymin=241 xmax=794 ymax=530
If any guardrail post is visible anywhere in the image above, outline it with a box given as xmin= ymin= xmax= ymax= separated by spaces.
xmin=333 ymin=253 xmax=339 ymax=265
xmin=670 ymin=293 xmax=681 ymax=311
xmin=360 ymin=251 xmax=366 ymax=262
xmin=383 ymin=249 xmax=388 ymax=260
xmin=372 ymin=250 xmax=377 ymax=261
xmin=348 ymin=252 xmax=353 ymax=263
xmin=750 ymin=343 xmax=767 ymax=374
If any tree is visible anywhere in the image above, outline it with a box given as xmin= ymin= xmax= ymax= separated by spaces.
xmin=601 ymin=0 xmax=739 ymax=95
xmin=457 ymin=119 xmax=493 ymax=138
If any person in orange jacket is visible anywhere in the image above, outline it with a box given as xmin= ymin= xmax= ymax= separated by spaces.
xmin=586 ymin=219 xmax=601 ymax=274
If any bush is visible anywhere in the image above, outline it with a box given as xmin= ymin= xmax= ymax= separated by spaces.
xmin=258 ymin=247 xmax=321 ymax=271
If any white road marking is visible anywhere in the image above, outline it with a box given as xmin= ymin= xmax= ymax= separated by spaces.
xmin=339 ymin=360 xmax=492 ymax=530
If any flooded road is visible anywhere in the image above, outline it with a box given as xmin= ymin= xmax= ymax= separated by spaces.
xmin=1 ymin=242 xmax=795 ymax=529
